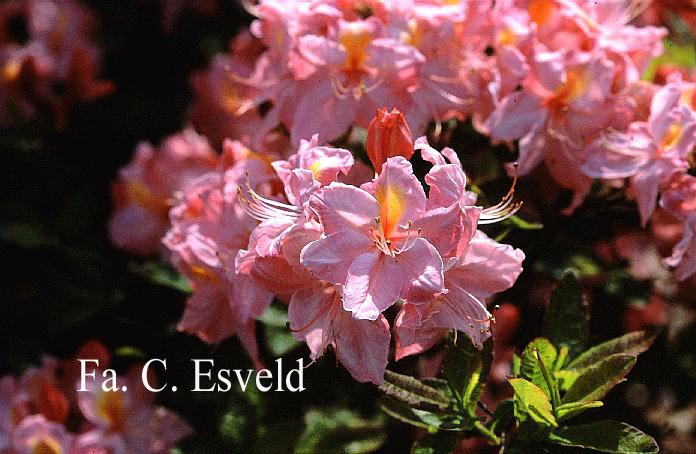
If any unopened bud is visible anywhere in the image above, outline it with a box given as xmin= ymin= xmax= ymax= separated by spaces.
xmin=366 ymin=108 xmax=413 ymax=173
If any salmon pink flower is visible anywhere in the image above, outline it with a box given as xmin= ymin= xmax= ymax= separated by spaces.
xmin=366 ymin=108 xmax=413 ymax=174
xmin=76 ymin=367 xmax=191 ymax=454
xmin=395 ymin=230 xmax=525 ymax=358
xmin=11 ymin=415 xmax=72 ymax=454
xmin=163 ymin=144 xmax=278 ymax=365
xmin=288 ymin=281 xmax=390 ymax=384
xmin=660 ymin=174 xmax=696 ymax=281
xmin=109 ymin=130 xmax=218 ymax=256
xmin=301 ymin=156 xmax=445 ymax=320
xmin=235 ymin=136 xmax=354 ymax=296
xmin=582 ymin=78 xmax=696 ymax=225
xmin=663 ymin=217 xmax=696 ymax=282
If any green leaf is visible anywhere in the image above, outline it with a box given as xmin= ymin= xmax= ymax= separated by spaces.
xmin=556 ymin=401 xmax=604 ymax=422
xmin=548 ymin=421 xmax=658 ymax=453
xmin=441 ymin=336 xmax=492 ymax=416
xmin=555 ymin=370 xmax=581 ymax=393
xmin=509 ymin=378 xmax=557 ymax=428
xmin=490 ymin=399 xmax=515 ymax=435
xmin=379 ymin=397 xmax=444 ymax=431
xmin=129 ymin=260 xmax=192 ymax=293
xmin=520 ymin=338 xmax=558 ymax=399
xmin=259 ymin=305 xmax=300 ymax=356
xmin=294 ymin=408 xmax=386 ymax=454
xmin=380 ymin=370 xmax=450 ymax=413
xmin=542 ymin=274 xmax=589 ymax=359
xmin=411 ymin=432 xmax=457 ymax=454
xmin=566 ymin=331 xmax=656 ymax=371
xmin=561 ymin=354 xmax=636 ymax=405
xmin=512 ymin=353 xmax=521 ymax=377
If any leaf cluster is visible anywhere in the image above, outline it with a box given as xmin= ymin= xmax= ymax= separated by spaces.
xmin=379 ymin=274 xmax=659 ymax=453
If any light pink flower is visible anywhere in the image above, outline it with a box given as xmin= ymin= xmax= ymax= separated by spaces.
xmin=76 ymin=367 xmax=191 ymax=454
xmin=163 ymin=144 xmax=278 ymax=365
xmin=663 ymin=217 xmax=696 ymax=282
xmin=11 ymin=415 xmax=72 ymax=454
xmin=582 ymin=79 xmax=696 ymax=225
xmin=109 ymin=130 xmax=218 ymax=256
xmin=235 ymin=136 xmax=354 ymax=295
xmin=660 ymin=174 xmax=696 ymax=222
xmin=395 ymin=230 xmax=524 ymax=358
xmin=288 ymin=281 xmax=390 ymax=384
xmin=660 ymin=174 xmax=696 ymax=281
xmin=301 ymin=156 xmax=446 ymax=320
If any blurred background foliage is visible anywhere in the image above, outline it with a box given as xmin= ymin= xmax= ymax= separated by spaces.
xmin=0 ymin=1 xmax=695 ymax=453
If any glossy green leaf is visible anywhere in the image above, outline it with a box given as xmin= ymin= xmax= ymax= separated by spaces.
xmin=548 ymin=421 xmax=658 ymax=453
xmin=380 ymin=370 xmax=450 ymax=412
xmin=566 ymin=331 xmax=656 ymax=371
xmin=556 ymin=401 xmax=604 ymax=422
xmin=542 ymin=274 xmax=589 ymax=359
xmin=562 ymin=354 xmax=636 ymax=404
xmin=509 ymin=378 xmax=557 ymax=428
xmin=520 ymin=338 xmax=557 ymax=399
xmin=442 ymin=336 xmax=492 ymax=416
xmin=379 ymin=397 xmax=442 ymax=431
xmin=294 ymin=408 xmax=386 ymax=454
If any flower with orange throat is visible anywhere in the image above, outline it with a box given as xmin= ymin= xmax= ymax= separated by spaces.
xmin=366 ymin=108 xmax=413 ymax=174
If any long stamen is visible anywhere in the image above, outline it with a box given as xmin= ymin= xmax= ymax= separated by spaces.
xmin=394 ymin=222 xmax=421 ymax=254
xmin=237 ymin=179 xmax=301 ymax=222
xmin=479 ymin=164 xmax=523 ymax=224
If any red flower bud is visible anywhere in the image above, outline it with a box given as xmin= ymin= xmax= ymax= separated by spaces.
xmin=366 ymin=108 xmax=413 ymax=174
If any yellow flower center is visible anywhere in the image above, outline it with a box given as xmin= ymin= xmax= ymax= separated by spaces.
xmin=31 ymin=438 xmax=62 ymax=454
xmin=340 ymin=26 xmax=372 ymax=72
xmin=95 ymin=390 xmax=126 ymax=432
xmin=661 ymin=123 xmax=683 ymax=150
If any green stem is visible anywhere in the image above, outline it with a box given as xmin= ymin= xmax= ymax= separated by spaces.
xmin=474 ymin=420 xmax=501 ymax=445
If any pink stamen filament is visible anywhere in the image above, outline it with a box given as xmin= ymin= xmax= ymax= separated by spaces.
xmin=479 ymin=165 xmax=523 ymax=224
xmin=237 ymin=181 xmax=301 ymax=222
xmin=370 ymin=218 xmax=421 ymax=257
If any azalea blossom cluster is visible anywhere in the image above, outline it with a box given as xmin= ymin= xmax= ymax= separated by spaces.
xmin=0 ymin=341 xmax=191 ymax=454
xmin=0 ymin=0 xmax=111 ymax=128
xmin=156 ymin=109 xmax=525 ymax=384
xmin=186 ymin=0 xmax=696 ymax=279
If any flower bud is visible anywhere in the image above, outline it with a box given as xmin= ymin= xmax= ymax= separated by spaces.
xmin=366 ymin=108 xmax=413 ymax=173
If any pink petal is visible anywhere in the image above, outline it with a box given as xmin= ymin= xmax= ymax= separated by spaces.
xmin=343 ymin=251 xmax=401 ymax=320
xmin=300 ymin=229 xmax=373 ymax=285
xmin=362 ymin=157 xmax=426 ymax=236
xmin=398 ymin=238 xmax=446 ymax=303
xmin=333 ymin=310 xmax=391 ymax=385
xmin=487 ymin=90 xmax=547 ymax=141
xmin=394 ymin=304 xmax=446 ymax=360
xmin=309 ymin=183 xmax=380 ymax=234
xmin=448 ymin=230 xmax=525 ymax=300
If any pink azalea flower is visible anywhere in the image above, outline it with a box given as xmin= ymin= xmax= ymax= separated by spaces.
xmin=582 ymin=79 xmax=696 ymax=225
xmin=300 ymin=156 xmax=447 ymax=320
xmin=109 ymin=130 xmax=218 ymax=256
xmin=235 ymin=135 xmax=354 ymax=295
xmin=163 ymin=143 xmax=278 ymax=365
xmin=660 ymin=174 xmax=696 ymax=281
xmin=660 ymin=174 xmax=696 ymax=222
xmin=288 ymin=281 xmax=390 ymax=384
xmin=663 ymin=216 xmax=696 ymax=282
xmin=76 ymin=367 xmax=191 ymax=454
xmin=12 ymin=415 xmax=72 ymax=454
xmin=395 ymin=230 xmax=525 ymax=359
